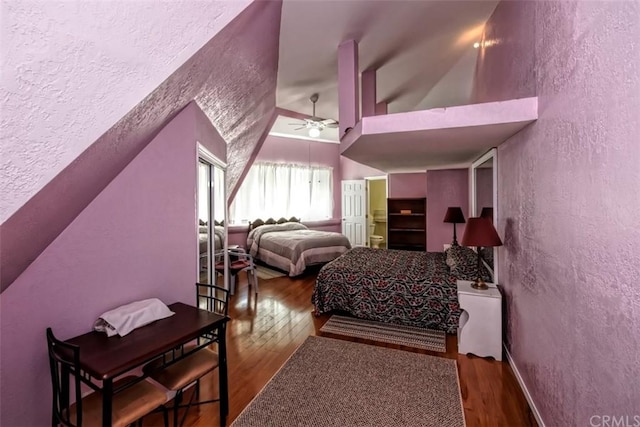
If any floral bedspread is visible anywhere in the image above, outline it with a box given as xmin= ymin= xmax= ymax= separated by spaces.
xmin=312 ymin=247 xmax=460 ymax=334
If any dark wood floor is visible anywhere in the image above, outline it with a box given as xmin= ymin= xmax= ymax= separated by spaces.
xmin=148 ymin=272 xmax=537 ymax=426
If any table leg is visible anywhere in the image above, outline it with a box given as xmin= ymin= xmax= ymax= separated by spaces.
xmin=218 ymin=323 xmax=229 ymax=426
xmin=102 ymin=378 xmax=113 ymax=427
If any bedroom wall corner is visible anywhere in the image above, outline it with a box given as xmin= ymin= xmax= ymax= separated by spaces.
xmin=0 ymin=103 xmax=204 ymax=426
xmin=425 ymin=169 xmax=468 ymax=252
xmin=340 ymin=156 xmax=385 ymax=181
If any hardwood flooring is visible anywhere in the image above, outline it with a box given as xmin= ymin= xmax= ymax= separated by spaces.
xmin=147 ymin=272 xmax=537 ymax=426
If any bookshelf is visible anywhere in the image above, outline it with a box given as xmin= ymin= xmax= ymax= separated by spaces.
xmin=387 ymin=198 xmax=426 ymax=251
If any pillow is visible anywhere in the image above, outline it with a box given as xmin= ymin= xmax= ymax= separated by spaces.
xmin=446 ymin=244 xmax=475 ymax=268
xmin=446 ymin=245 xmax=492 ymax=282
xmin=93 ymin=298 xmax=175 ymax=337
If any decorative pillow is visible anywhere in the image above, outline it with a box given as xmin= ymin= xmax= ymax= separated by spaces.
xmin=446 ymin=245 xmax=475 ymax=268
xmin=447 ymin=245 xmax=492 ymax=282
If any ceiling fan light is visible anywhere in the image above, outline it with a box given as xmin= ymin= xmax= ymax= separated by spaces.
xmin=308 ymin=128 xmax=321 ymax=138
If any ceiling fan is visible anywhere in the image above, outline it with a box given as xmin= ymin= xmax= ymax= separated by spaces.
xmin=289 ymin=93 xmax=338 ymax=138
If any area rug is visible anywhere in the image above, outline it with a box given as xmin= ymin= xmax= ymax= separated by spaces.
xmin=231 ymin=336 xmax=464 ymax=427
xmin=255 ymin=265 xmax=287 ymax=280
xmin=320 ymin=315 xmax=447 ymax=353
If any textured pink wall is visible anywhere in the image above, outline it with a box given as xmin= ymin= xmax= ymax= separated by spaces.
xmin=361 ymin=69 xmax=377 ymax=118
xmin=0 ymin=103 xmax=226 ymax=426
xmin=388 ymin=172 xmax=427 ymax=198
xmin=338 ymin=40 xmax=359 ymax=140
xmin=0 ymin=1 xmax=282 ymax=292
xmin=426 ymin=169 xmax=468 ymax=252
xmin=474 ymin=1 xmax=640 ymax=424
xmin=228 ymin=226 xmax=250 ymax=248
xmin=194 ymin=0 xmax=282 ymax=194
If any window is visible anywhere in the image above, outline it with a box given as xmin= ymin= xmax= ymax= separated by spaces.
xmin=230 ymin=162 xmax=333 ymax=224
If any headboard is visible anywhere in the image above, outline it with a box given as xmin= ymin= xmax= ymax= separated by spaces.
xmin=249 ymin=217 xmax=301 ymax=231
xmin=199 ymin=219 xmax=224 ymax=226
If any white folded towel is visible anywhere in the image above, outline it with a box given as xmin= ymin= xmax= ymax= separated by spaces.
xmin=93 ymin=298 xmax=175 ymax=337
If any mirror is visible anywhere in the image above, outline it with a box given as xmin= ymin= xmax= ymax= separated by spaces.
xmin=471 ymin=148 xmax=497 ymax=282
xmin=198 ymin=146 xmax=228 ymax=290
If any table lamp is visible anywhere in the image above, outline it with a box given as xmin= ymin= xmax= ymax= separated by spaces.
xmin=461 ymin=217 xmax=503 ymax=290
xmin=480 ymin=207 xmax=494 ymax=223
xmin=443 ymin=207 xmax=466 ymax=246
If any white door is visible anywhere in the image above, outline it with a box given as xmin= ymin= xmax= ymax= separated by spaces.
xmin=342 ymin=180 xmax=367 ymax=246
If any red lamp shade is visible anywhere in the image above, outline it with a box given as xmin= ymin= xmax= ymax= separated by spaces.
xmin=443 ymin=207 xmax=466 ymax=224
xmin=480 ymin=207 xmax=494 ymax=219
xmin=461 ymin=217 xmax=503 ymax=247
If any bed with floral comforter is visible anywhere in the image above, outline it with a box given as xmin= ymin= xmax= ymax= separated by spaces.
xmin=312 ymin=247 xmax=461 ymax=333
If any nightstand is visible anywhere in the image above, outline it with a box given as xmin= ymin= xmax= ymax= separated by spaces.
xmin=457 ymin=280 xmax=502 ymax=361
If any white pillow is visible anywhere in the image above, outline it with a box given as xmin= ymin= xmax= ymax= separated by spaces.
xmin=93 ymin=298 xmax=174 ymax=337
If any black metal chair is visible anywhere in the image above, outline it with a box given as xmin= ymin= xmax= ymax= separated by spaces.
xmin=143 ymin=283 xmax=229 ymax=426
xmin=46 ymin=328 xmax=168 ymax=427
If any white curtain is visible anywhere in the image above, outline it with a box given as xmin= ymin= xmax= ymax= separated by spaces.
xmin=230 ymin=162 xmax=333 ymax=224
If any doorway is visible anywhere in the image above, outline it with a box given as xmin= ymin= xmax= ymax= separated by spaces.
xmin=365 ymin=176 xmax=388 ymax=249
xmin=341 ymin=180 xmax=367 ymax=246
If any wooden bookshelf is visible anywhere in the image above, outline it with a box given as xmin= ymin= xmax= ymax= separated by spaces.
xmin=387 ymin=198 xmax=426 ymax=251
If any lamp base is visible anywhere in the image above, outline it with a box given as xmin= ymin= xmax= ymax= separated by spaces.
xmin=471 ymin=279 xmax=488 ymax=290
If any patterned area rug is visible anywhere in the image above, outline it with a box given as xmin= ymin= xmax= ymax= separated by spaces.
xmin=320 ymin=315 xmax=446 ymax=353
xmin=255 ymin=265 xmax=287 ymax=280
xmin=231 ymin=336 xmax=464 ymax=427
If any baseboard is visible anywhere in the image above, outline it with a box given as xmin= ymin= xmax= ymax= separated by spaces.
xmin=503 ymin=343 xmax=546 ymax=427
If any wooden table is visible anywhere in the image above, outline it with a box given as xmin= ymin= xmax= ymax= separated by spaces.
xmin=66 ymin=302 xmax=229 ymax=426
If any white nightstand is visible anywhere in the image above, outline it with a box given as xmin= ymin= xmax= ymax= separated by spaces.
xmin=457 ymin=280 xmax=502 ymax=361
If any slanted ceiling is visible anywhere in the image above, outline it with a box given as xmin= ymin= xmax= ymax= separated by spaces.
xmin=0 ymin=1 xmax=283 ymax=291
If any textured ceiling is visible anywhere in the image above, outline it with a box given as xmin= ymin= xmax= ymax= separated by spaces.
xmin=193 ymin=2 xmax=282 ymax=192
xmin=276 ymin=0 xmax=498 ymax=121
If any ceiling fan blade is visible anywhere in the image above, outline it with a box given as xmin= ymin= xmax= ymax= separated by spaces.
xmin=321 ymin=119 xmax=339 ymax=128
xmin=293 ymin=126 xmax=306 ymax=131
